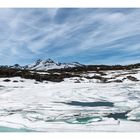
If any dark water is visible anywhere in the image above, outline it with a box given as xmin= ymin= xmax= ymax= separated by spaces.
xmin=61 ymin=101 xmax=114 ymax=107
xmin=64 ymin=111 xmax=131 ymax=125
xmin=65 ymin=116 xmax=102 ymax=124
xmin=106 ymin=110 xmax=131 ymax=120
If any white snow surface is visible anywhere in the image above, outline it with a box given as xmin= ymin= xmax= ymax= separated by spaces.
xmin=0 ymin=69 xmax=140 ymax=132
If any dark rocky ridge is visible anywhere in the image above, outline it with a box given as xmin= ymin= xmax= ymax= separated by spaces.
xmin=47 ymin=63 xmax=140 ymax=73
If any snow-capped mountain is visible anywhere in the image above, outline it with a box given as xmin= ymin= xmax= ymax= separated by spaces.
xmin=26 ymin=58 xmax=84 ymax=71
xmin=9 ymin=64 xmax=25 ymax=70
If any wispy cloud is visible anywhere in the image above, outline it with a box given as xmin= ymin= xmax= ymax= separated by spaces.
xmin=0 ymin=8 xmax=140 ymax=65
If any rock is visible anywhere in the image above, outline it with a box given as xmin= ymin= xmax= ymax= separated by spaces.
xmin=13 ymin=80 xmax=18 ymax=82
xmin=3 ymin=79 xmax=11 ymax=82
xmin=113 ymin=79 xmax=123 ymax=83
xmin=85 ymin=75 xmax=107 ymax=83
xmin=126 ymin=76 xmax=139 ymax=81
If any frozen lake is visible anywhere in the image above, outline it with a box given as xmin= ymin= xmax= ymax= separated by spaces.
xmin=0 ymin=72 xmax=140 ymax=132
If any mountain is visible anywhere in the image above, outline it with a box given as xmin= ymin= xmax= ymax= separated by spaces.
xmin=26 ymin=58 xmax=84 ymax=71
xmin=0 ymin=58 xmax=84 ymax=71
xmin=9 ymin=64 xmax=25 ymax=70
xmin=1 ymin=59 xmax=140 ymax=72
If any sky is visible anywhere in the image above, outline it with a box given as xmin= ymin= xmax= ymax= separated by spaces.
xmin=0 ymin=8 xmax=140 ymax=65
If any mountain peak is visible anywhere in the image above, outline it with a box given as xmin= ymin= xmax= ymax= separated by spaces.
xmin=27 ymin=58 xmax=84 ymax=71
xmin=3 ymin=59 xmax=84 ymax=71
xmin=45 ymin=58 xmax=55 ymax=64
xmin=35 ymin=59 xmax=42 ymax=64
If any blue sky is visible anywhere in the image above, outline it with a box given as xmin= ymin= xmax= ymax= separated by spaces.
xmin=0 ymin=8 xmax=140 ymax=65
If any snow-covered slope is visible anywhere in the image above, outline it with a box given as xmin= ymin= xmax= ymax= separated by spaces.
xmin=26 ymin=59 xmax=84 ymax=71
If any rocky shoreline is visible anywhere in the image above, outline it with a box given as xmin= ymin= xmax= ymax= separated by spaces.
xmin=0 ymin=63 xmax=140 ymax=83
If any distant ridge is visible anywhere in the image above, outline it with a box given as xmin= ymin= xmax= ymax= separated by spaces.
xmin=0 ymin=59 xmax=140 ymax=82
xmin=26 ymin=58 xmax=84 ymax=71
xmin=0 ymin=59 xmax=140 ymax=72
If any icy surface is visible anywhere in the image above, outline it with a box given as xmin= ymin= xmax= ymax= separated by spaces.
xmin=0 ymin=69 xmax=140 ymax=132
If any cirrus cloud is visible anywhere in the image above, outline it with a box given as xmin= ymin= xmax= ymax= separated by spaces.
xmin=0 ymin=8 xmax=140 ymax=65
